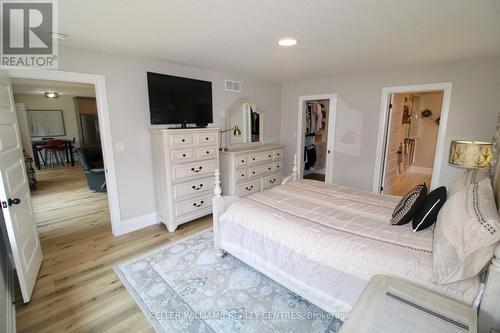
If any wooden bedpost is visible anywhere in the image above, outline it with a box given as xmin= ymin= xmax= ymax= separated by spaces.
xmin=478 ymin=244 xmax=500 ymax=333
xmin=212 ymin=170 xmax=241 ymax=257
xmin=214 ymin=169 xmax=222 ymax=198
xmin=213 ymin=169 xmax=223 ymax=254
xmin=292 ymin=153 xmax=298 ymax=181
xmin=281 ymin=154 xmax=298 ymax=184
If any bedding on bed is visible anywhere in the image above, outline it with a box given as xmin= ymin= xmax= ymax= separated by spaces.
xmin=218 ymin=180 xmax=481 ymax=314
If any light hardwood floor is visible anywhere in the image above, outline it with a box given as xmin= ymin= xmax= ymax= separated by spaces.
xmin=385 ymin=171 xmax=432 ymax=196
xmin=16 ymin=165 xmax=211 ymax=332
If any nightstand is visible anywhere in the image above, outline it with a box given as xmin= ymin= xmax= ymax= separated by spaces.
xmin=339 ymin=275 xmax=477 ymax=333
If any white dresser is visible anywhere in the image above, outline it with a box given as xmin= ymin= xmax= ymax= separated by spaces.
xmin=219 ymin=144 xmax=283 ymax=197
xmin=150 ymin=128 xmax=220 ymax=232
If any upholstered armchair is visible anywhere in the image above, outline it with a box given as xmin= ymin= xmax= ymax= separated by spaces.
xmin=75 ymin=146 xmax=106 ymax=192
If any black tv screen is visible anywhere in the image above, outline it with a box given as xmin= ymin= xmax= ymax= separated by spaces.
xmin=147 ymin=72 xmax=213 ymax=125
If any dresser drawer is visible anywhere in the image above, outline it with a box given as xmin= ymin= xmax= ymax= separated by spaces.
xmin=169 ymin=134 xmax=193 ymax=147
xmin=172 ymin=159 xmax=217 ymax=181
xmin=236 ymin=179 xmax=260 ymax=196
xmin=196 ymin=133 xmax=218 ymax=146
xmin=235 ymin=155 xmax=247 ymax=167
xmin=173 ymin=176 xmax=214 ymax=200
xmin=248 ymin=151 xmax=273 ymax=164
xmin=196 ymin=146 xmax=218 ymax=160
xmin=263 ymin=173 xmax=282 ymax=189
xmin=174 ymin=194 xmax=212 ymax=218
xmin=273 ymin=150 xmax=282 ymax=160
xmin=273 ymin=161 xmax=282 ymax=172
xmin=236 ymin=169 xmax=247 ymax=181
xmin=248 ymin=164 xmax=273 ymax=178
xmin=171 ymin=149 xmax=194 ymax=163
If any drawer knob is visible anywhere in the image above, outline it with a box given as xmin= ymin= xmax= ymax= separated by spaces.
xmin=206 ymin=151 xmax=210 ymax=154
xmin=268 ymin=167 xmax=271 ymax=170
xmin=245 ymin=185 xmax=254 ymax=191
xmin=192 ymin=200 xmax=204 ymax=207
xmin=191 ymin=166 xmax=203 ymax=173
xmin=191 ymin=184 xmax=204 ymax=190
xmin=241 ymin=160 xmax=245 ymax=163
xmin=252 ymin=158 xmax=256 ymax=161
xmin=182 ymin=153 xmax=186 ymax=157
xmin=205 ymin=137 xmax=209 ymax=140
xmin=241 ymin=174 xmax=244 ymax=177
xmin=252 ymin=171 xmax=255 ymax=174
xmin=270 ymin=179 xmax=276 ymax=184
xmin=181 ymin=139 xmax=186 ymax=142
xmin=268 ymin=155 xmax=271 ymax=158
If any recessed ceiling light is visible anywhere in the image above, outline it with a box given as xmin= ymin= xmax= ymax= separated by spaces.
xmin=278 ymin=38 xmax=298 ymax=47
xmin=44 ymin=91 xmax=59 ymax=98
xmin=278 ymin=38 xmax=297 ymax=46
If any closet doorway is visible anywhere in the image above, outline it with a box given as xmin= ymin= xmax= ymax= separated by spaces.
xmin=296 ymin=94 xmax=337 ymax=183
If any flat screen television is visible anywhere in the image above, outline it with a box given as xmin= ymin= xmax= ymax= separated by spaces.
xmin=147 ymin=72 xmax=213 ymax=126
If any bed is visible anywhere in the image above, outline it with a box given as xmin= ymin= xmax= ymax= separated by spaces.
xmin=212 ymin=156 xmax=500 ymax=332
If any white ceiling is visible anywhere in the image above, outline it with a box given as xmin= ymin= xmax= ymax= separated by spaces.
xmin=11 ymin=78 xmax=95 ymax=97
xmin=59 ymin=0 xmax=500 ymax=82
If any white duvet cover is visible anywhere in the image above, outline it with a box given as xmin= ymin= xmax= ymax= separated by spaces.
xmin=218 ymin=180 xmax=481 ymax=313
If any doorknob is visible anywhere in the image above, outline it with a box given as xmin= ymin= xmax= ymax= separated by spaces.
xmin=8 ymin=198 xmax=20 ymax=206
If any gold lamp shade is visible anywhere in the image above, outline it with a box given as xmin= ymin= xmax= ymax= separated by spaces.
xmin=449 ymin=140 xmax=493 ymax=169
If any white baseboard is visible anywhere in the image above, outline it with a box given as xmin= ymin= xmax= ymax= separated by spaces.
xmin=119 ymin=212 xmax=159 ymax=235
xmin=408 ymin=166 xmax=433 ymax=175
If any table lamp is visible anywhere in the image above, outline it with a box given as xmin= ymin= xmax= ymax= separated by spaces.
xmin=219 ymin=125 xmax=242 ymax=151
xmin=448 ymin=140 xmax=493 ymax=169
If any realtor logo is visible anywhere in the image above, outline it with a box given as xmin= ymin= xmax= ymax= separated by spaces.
xmin=1 ymin=0 xmax=58 ymax=68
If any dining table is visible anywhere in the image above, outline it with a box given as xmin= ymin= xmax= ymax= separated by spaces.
xmin=31 ymin=138 xmax=75 ymax=170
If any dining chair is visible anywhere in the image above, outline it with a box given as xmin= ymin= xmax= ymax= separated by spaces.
xmin=44 ymin=139 xmax=66 ymax=167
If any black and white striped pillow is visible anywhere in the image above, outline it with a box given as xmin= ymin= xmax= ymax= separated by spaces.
xmin=391 ymin=184 xmax=427 ymax=225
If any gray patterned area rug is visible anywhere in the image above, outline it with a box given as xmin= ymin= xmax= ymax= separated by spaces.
xmin=114 ymin=229 xmax=343 ymax=333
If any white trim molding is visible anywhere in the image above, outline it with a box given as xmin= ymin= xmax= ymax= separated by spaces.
xmin=121 ymin=212 xmax=159 ymax=235
xmin=4 ymin=68 xmax=123 ymax=236
xmin=372 ymin=82 xmax=453 ymax=193
xmin=296 ymin=94 xmax=337 ymax=182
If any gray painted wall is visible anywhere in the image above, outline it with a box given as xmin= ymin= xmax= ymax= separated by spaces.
xmin=55 ymin=45 xmax=282 ymax=227
xmin=30 ymin=46 xmax=500 ymax=233
xmin=281 ymin=57 xmax=500 ymax=190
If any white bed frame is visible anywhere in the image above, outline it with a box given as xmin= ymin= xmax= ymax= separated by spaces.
xmin=212 ymin=154 xmax=500 ymax=333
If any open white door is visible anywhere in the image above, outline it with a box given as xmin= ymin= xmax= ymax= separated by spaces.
xmin=0 ymin=71 xmax=42 ymax=303
xmin=379 ymin=93 xmax=395 ymax=193
xmin=324 ymin=96 xmax=337 ymax=184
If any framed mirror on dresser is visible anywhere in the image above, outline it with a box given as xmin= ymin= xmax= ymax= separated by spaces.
xmin=219 ymin=98 xmax=283 ymax=196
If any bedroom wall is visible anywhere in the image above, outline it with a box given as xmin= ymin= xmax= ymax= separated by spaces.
xmin=52 ymin=45 xmax=282 ymax=232
xmin=281 ymin=57 xmax=500 ymax=191
xmin=13 ymin=94 xmax=82 ymax=147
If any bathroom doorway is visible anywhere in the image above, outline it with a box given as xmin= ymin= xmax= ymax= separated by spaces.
xmin=381 ymin=91 xmax=444 ymax=195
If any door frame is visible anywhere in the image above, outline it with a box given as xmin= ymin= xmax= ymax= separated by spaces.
xmin=296 ymin=94 xmax=337 ymax=182
xmin=372 ymin=82 xmax=453 ymax=193
xmin=5 ymin=68 xmax=122 ymax=235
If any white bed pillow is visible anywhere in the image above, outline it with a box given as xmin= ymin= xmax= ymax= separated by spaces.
xmin=447 ymin=169 xmax=490 ymax=198
xmin=433 ymin=177 xmax=500 ymax=284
